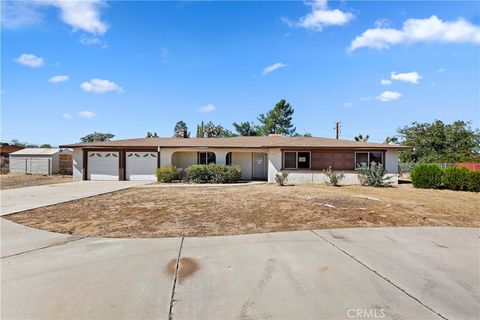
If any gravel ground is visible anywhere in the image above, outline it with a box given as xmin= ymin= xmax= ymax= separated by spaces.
xmin=0 ymin=173 xmax=73 ymax=190
xmin=6 ymin=183 xmax=480 ymax=238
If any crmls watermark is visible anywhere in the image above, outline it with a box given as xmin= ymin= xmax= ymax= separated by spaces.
xmin=347 ymin=308 xmax=386 ymax=319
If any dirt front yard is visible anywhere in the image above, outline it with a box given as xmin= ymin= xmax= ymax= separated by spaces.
xmin=0 ymin=173 xmax=72 ymax=190
xmin=6 ymin=183 xmax=479 ymax=238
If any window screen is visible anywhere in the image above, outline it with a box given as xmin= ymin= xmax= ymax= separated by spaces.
xmin=198 ymin=152 xmax=207 ymax=165
xmin=284 ymin=152 xmax=297 ymax=169
xmin=355 ymin=152 xmax=369 ymax=168
xmin=370 ymin=152 xmax=383 ymax=165
xmin=226 ymin=152 xmax=232 ymax=166
xmin=297 ymin=152 xmax=310 ymax=169
xmin=207 ymin=152 xmax=216 ymax=164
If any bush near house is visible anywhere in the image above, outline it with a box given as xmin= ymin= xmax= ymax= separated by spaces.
xmin=357 ymin=162 xmax=392 ymax=187
xmin=411 ymin=164 xmax=479 ymax=192
xmin=275 ymin=172 xmax=289 ymax=186
xmin=411 ymin=164 xmax=443 ymax=189
xmin=187 ymin=164 xmax=242 ymax=183
xmin=442 ymin=166 xmax=469 ymax=191
xmin=156 ymin=165 xmax=179 ymax=183
xmin=467 ymin=171 xmax=480 ymax=192
xmin=323 ymin=166 xmax=345 ymax=186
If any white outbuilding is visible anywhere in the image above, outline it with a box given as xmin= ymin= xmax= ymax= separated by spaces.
xmin=9 ymin=148 xmax=73 ymax=175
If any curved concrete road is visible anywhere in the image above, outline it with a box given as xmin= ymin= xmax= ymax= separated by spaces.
xmin=1 ymin=219 xmax=478 ymax=320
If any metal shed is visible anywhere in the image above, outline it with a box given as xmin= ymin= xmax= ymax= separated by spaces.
xmin=9 ymin=148 xmax=73 ymax=175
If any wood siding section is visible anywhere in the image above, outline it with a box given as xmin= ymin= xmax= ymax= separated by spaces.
xmin=311 ymin=150 xmax=355 ymax=170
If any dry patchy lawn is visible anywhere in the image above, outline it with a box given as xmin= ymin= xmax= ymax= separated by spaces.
xmin=0 ymin=173 xmax=72 ymax=190
xmin=6 ymin=183 xmax=479 ymax=238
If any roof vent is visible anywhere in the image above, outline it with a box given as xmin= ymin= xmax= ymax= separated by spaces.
xmin=268 ymin=134 xmax=283 ymax=137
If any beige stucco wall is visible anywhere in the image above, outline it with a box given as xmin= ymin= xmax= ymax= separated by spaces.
xmin=72 ymin=148 xmax=83 ymax=181
xmin=171 ymin=151 xmax=197 ymax=169
xmin=164 ymin=148 xmax=258 ymax=181
xmin=232 ymin=152 xmax=252 ymax=180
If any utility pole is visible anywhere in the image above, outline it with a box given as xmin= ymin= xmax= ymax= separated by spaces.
xmin=335 ymin=121 xmax=341 ymax=139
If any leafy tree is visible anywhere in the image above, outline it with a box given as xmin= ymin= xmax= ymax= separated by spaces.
xmin=173 ymin=121 xmax=190 ymax=138
xmin=146 ymin=132 xmax=159 ymax=138
xmin=354 ymin=134 xmax=370 ymax=142
xmin=232 ymin=121 xmax=261 ymax=136
xmin=201 ymin=121 xmax=236 ymax=138
xmin=40 ymin=144 xmax=52 ymax=148
xmin=258 ymin=99 xmax=296 ymax=136
xmin=80 ymin=132 xmax=114 ymax=143
xmin=384 ymin=136 xmax=399 ymax=144
xmin=293 ymin=132 xmax=312 ymax=137
xmin=397 ymin=120 xmax=480 ymax=163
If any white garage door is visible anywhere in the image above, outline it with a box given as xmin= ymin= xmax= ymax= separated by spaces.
xmin=88 ymin=152 xmax=119 ymax=181
xmin=126 ymin=152 xmax=157 ymax=181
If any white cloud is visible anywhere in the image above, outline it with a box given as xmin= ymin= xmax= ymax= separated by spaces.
xmin=376 ymin=91 xmax=402 ymax=102
xmin=14 ymin=53 xmax=44 ymax=68
xmin=391 ymin=71 xmax=421 ymax=84
xmin=344 ymin=102 xmax=353 ymax=107
xmin=374 ymin=18 xmax=391 ymax=28
xmin=62 ymin=113 xmax=73 ymax=120
xmin=78 ymin=111 xmax=96 ymax=118
xmin=2 ymin=1 xmax=108 ymax=35
xmin=438 ymin=67 xmax=447 ymax=73
xmin=199 ymin=104 xmax=216 ymax=113
xmin=49 ymin=75 xmax=69 ymax=83
xmin=380 ymin=79 xmax=392 ymax=85
xmin=350 ymin=15 xmax=480 ymax=51
xmin=360 ymin=96 xmax=372 ymax=101
xmin=284 ymin=0 xmax=354 ymax=31
xmin=79 ymin=35 xmax=107 ymax=47
xmin=1 ymin=1 xmax=43 ymax=29
xmin=262 ymin=62 xmax=287 ymax=75
xmin=39 ymin=0 xmax=108 ymax=34
xmin=80 ymin=79 xmax=122 ymax=93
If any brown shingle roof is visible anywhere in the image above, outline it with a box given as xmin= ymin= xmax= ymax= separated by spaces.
xmin=60 ymin=136 xmax=410 ymax=150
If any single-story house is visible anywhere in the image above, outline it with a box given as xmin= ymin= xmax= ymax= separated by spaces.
xmin=60 ymin=136 xmax=409 ymax=184
xmin=9 ymin=148 xmax=73 ymax=175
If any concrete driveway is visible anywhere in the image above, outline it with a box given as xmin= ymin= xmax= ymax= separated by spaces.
xmin=1 ymin=219 xmax=478 ymax=320
xmin=0 ymin=181 xmax=149 ymax=216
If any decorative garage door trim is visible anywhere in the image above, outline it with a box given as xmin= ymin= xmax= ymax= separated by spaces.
xmin=87 ymin=151 xmax=119 ymax=181
xmin=125 ymin=152 xmax=157 ymax=181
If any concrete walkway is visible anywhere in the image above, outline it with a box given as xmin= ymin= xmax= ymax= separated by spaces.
xmin=1 ymin=219 xmax=478 ymax=320
xmin=0 ymin=181 xmax=149 ymax=216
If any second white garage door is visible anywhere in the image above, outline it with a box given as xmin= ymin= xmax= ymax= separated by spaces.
xmin=88 ymin=152 xmax=119 ymax=181
xmin=126 ymin=152 xmax=158 ymax=181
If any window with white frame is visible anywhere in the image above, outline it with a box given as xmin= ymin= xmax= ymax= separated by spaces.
xmin=283 ymin=151 xmax=311 ymax=169
xmin=197 ymin=152 xmax=216 ymax=165
xmin=355 ymin=151 xmax=384 ymax=168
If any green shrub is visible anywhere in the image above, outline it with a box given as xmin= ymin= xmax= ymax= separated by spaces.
xmin=357 ymin=162 xmax=392 ymax=187
xmin=411 ymin=164 xmax=443 ymax=189
xmin=156 ymin=165 xmax=178 ymax=183
xmin=323 ymin=166 xmax=345 ymax=186
xmin=467 ymin=171 xmax=480 ymax=192
xmin=187 ymin=164 xmax=242 ymax=183
xmin=442 ymin=166 xmax=469 ymax=191
xmin=275 ymin=172 xmax=289 ymax=186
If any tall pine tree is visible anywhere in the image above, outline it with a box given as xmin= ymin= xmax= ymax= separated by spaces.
xmin=258 ymin=99 xmax=296 ymax=136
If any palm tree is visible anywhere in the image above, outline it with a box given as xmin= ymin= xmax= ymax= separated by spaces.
xmin=384 ymin=136 xmax=399 ymax=144
xmin=354 ymin=134 xmax=370 ymax=142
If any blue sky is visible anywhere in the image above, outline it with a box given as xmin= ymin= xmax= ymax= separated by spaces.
xmin=2 ymin=0 xmax=479 ymax=146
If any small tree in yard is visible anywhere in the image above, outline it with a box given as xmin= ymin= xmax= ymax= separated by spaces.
xmin=275 ymin=172 xmax=289 ymax=186
xmin=323 ymin=167 xmax=345 ymax=186
xmin=357 ymin=162 xmax=392 ymax=187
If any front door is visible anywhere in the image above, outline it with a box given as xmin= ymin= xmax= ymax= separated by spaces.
xmin=252 ymin=153 xmax=267 ymax=180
